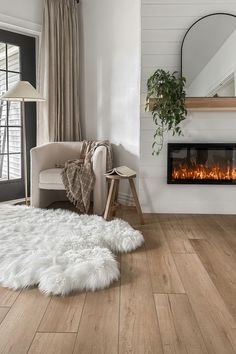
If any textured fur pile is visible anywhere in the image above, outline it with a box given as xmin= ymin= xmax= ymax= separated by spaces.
xmin=0 ymin=205 xmax=144 ymax=295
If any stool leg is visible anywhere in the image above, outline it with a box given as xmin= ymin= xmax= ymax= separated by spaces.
xmin=104 ymin=179 xmax=117 ymax=221
xmin=115 ymin=179 xmax=120 ymax=203
xmin=129 ymin=178 xmax=144 ymax=225
xmin=111 ymin=179 xmax=120 ymax=217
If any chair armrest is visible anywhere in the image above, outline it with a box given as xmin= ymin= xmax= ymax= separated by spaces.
xmin=92 ymin=146 xmax=107 ymax=215
xmin=92 ymin=145 xmax=107 ymax=177
xmin=31 ymin=143 xmax=60 ymax=173
xmin=31 ymin=142 xmax=84 ymax=172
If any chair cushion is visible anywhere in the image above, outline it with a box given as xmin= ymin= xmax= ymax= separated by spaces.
xmin=39 ymin=168 xmax=65 ymax=190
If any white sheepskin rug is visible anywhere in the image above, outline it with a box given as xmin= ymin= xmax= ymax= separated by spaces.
xmin=0 ymin=205 xmax=144 ymax=295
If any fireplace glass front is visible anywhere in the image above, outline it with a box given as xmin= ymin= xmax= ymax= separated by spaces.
xmin=167 ymin=143 xmax=236 ymax=184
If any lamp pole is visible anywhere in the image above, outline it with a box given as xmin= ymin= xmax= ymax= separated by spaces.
xmin=21 ymin=99 xmax=28 ymax=205
xmin=0 ymin=81 xmax=45 ymax=206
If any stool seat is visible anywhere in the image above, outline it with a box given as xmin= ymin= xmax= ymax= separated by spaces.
xmin=105 ymin=174 xmax=136 ymax=180
xmin=104 ymin=173 xmax=144 ymax=224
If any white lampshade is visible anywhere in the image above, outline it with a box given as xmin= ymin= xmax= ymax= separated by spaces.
xmin=0 ymin=81 xmax=45 ymax=102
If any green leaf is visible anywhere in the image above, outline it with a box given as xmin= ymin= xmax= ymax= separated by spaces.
xmin=146 ymin=69 xmax=187 ymax=155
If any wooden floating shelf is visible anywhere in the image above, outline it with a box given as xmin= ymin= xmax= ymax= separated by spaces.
xmin=186 ymin=98 xmax=236 ymax=111
xmin=148 ymin=97 xmax=236 ymax=112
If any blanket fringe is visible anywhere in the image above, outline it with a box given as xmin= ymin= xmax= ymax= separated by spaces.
xmin=65 ymin=190 xmax=87 ymax=213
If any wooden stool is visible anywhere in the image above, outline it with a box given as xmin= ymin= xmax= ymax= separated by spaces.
xmin=104 ymin=174 xmax=144 ymax=224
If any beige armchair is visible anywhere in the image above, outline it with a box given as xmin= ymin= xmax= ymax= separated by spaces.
xmin=30 ymin=142 xmax=107 ymax=215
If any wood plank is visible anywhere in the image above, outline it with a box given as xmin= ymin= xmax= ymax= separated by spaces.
xmin=144 ymin=227 xmax=185 ymax=293
xmin=228 ymin=329 xmax=236 ymax=352
xmin=191 ymin=239 xmax=236 ymax=321
xmin=142 ymin=54 xmax=179 ymax=67
xmin=29 ymin=332 xmax=76 ymax=354
xmin=174 ymin=215 xmax=206 ymax=239
xmin=155 ymin=294 xmax=208 ymax=354
xmin=174 ymin=254 xmax=236 ymax=354
xmin=141 ymin=15 xmax=194 ymax=30
xmin=119 ymin=247 xmax=163 ymax=354
xmin=186 ymin=97 xmax=236 ymax=111
xmin=0 ymin=289 xmax=50 ymax=354
xmin=73 ymin=284 xmax=119 ymax=354
xmin=0 ymin=307 xmax=9 ymax=325
xmin=142 ymin=29 xmax=186 ymax=43
xmin=0 ymin=287 xmax=20 ymax=307
xmin=116 ymin=207 xmax=143 ymax=227
xmin=39 ymin=292 xmax=86 ymax=333
xmin=211 ymin=215 xmax=236 ymax=254
xmin=194 ymin=215 xmax=236 ymax=256
xmin=142 ymin=42 xmax=180 ymax=57
xmin=160 ymin=221 xmax=195 ymax=254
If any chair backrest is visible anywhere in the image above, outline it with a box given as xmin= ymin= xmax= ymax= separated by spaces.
xmin=47 ymin=142 xmax=84 ymax=164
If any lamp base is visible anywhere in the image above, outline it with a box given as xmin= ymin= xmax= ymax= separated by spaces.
xmin=25 ymin=199 xmax=30 ymax=206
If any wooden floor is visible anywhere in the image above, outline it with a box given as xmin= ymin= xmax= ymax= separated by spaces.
xmin=0 ymin=207 xmax=236 ymax=353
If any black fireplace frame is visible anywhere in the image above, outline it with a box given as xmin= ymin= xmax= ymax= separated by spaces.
xmin=167 ymin=143 xmax=236 ymax=185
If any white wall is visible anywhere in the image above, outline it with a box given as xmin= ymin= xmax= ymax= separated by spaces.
xmin=0 ymin=0 xmax=42 ymax=34
xmin=79 ymin=0 xmax=141 ymax=202
xmin=141 ymin=0 xmax=236 ymax=214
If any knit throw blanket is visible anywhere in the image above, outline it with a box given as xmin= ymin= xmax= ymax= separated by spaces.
xmin=61 ymin=140 xmax=112 ymax=213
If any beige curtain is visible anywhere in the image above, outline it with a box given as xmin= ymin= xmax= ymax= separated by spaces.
xmin=38 ymin=0 xmax=82 ymax=145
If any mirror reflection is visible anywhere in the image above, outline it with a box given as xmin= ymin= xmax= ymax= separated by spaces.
xmin=182 ymin=14 xmax=236 ymax=98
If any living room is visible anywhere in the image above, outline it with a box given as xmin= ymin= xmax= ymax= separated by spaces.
xmin=0 ymin=0 xmax=236 ymax=353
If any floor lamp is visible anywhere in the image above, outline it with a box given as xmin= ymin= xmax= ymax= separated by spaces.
xmin=0 ymin=81 xmax=45 ymax=205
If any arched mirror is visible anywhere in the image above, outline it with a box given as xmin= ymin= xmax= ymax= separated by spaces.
xmin=181 ymin=13 xmax=236 ymax=110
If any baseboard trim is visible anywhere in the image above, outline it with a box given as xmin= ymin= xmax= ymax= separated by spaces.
xmin=0 ymin=198 xmax=28 ymax=205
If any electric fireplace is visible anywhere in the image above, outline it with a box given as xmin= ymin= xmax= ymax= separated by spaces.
xmin=167 ymin=143 xmax=236 ymax=184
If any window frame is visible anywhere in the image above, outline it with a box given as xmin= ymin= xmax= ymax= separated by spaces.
xmin=0 ymin=42 xmax=23 ymax=183
xmin=0 ymin=29 xmax=36 ymax=201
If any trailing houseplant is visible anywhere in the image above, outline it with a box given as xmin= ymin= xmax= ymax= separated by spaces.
xmin=146 ymin=69 xmax=187 ymax=155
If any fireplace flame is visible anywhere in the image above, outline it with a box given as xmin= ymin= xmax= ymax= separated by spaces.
xmin=172 ymin=162 xmax=236 ymax=180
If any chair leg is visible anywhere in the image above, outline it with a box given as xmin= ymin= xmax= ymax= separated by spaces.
xmin=129 ymin=178 xmax=144 ymax=224
xmin=104 ymin=179 xmax=117 ymax=221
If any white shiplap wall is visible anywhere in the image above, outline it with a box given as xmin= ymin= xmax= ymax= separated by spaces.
xmin=140 ymin=1 xmax=236 ymax=214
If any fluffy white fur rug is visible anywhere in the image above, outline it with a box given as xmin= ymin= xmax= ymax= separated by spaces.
xmin=0 ymin=205 xmax=144 ymax=295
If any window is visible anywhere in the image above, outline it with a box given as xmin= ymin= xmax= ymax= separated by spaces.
xmin=0 ymin=29 xmax=36 ymax=202
xmin=0 ymin=42 xmax=22 ymax=181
